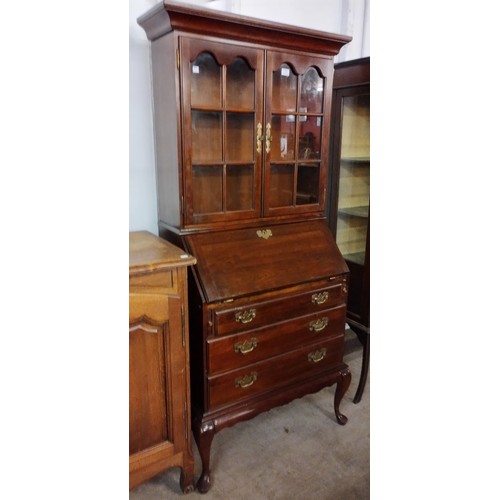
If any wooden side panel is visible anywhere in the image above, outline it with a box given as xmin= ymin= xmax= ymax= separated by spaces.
xmin=332 ymin=57 xmax=370 ymax=89
xmin=151 ymin=34 xmax=182 ymax=229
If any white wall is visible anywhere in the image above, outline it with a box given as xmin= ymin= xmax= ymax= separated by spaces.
xmin=129 ymin=0 xmax=370 ymax=233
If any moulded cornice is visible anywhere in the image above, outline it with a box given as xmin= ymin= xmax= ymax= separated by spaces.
xmin=138 ymin=0 xmax=352 ymax=56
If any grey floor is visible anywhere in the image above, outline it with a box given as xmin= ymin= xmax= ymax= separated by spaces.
xmin=130 ymin=329 xmax=369 ymax=499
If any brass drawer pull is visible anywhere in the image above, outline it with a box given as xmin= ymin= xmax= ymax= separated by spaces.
xmin=235 ymin=372 xmax=257 ymax=388
xmin=308 ymin=348 xmax=327 ymax=363
xmin=311 ymin=291 xmax=329 ymax=305
xmin=234 ymin=337 xmax=258 ymax=355
xmin=235 ymin=308 xmax=256 ymax=324
xmin=309 ymin=317 xmax=329 ymax=333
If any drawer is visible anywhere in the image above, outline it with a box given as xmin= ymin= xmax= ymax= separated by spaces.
xmin=207 ymin=336 xmax=344 ymax=410
xmin=207 ymin=304 xmax=346 ymax=375
xmin=129 ymin=268 xmax=175 ymax=292
xmin=214 ymin=281 xmax=346 ymax=336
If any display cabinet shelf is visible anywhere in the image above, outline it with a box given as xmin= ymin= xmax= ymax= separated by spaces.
xmin=341 ymin=157 xmax=370 ymax=164
xmin=338 ymin=205 xmax=369 ymax=218
xmin=343 ymin=251 xmax=366 ymax=266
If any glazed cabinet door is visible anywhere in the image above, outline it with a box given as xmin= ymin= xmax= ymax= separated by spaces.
xmin=263 ymin=51 xmax=333 ymax=217
xmin=332 ymin=86 xmax=369 ymax=321
xmin=180 ymin=37 xmax=264 ymax=227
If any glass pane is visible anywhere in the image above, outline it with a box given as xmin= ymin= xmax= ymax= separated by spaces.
xmin=192 ymin=165 xmax=223 ymax=214
xmin=227 ymin=57 xmax=255 ymax=110
xmin=192 ymin=111 xmax=222 ymax=162
xmin=298 ymin=116 xmax=322 ymax=160
xmin=269 ymin=164 xmax=294 ymax=207
xmin=227 ymin=113 xmax=254 ymax=162
xmin=191 ymin=52 xmax=222 ymax=108
xmin=272 ymin=64 xmax=297 ymax=112
xmin=226 ymin=164 xmax=254 ymax=211
xmin=271 ymin=114 xmax=295 ymax=161
xmin=338 ymin=160 xmax=370 ymax=213
xmin=300 ymin=67 xmax=324 ymax=113
xmin=336 ymin=214 xmax=368 ymax=265
xmin=296 ymin=163 xmax=320 ymax=205
xmin=336 ymin=94 xmax=370 ymax=264
xmin=340 ymin=94 xmax=370 ymax=160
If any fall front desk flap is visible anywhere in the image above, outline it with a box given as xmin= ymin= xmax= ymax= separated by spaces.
xmin=184 ymin=220 xmax=348 ymax=304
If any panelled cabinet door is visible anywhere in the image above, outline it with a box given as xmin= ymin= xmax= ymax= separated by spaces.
xmin=129 ymin=293 xmax=187 ymax=460
xmin=263 ymin=51 xmax=333 ymax=217
xmin=264 ymin=51 xmax=333 ymax=216
xmin=180 ymin=37 xmax=264 ymax=226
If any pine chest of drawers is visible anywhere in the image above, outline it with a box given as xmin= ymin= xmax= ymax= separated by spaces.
xmin=173 ymin=219 xmax=351 ymax=492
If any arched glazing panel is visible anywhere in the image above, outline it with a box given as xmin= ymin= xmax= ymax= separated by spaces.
xmin=272 ymin=63 xmax=298 ymax=112
xmin=227 ymin=57 xmax=255 ymax=110
xmin=300 ymin=67 xmax=323 ymax=114
xmin=190 ymin=52 xmax=222 ymax=108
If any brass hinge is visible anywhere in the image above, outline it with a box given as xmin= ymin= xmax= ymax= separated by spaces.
xmin=181 ymin=304 xmax=186 ymax=347
xmin=176 ymin=48 xmax=180 ymax=70
xmin=184 ymin=401 xmax=188 ymax=440
xmin=181 ymin=195 xmax=184 ymax=216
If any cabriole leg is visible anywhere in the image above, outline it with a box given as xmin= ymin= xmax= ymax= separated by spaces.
xmin=334 ymin=368 xmax=351 ymax=425
xmin=194 ymin=420 xmax=215 ymax=493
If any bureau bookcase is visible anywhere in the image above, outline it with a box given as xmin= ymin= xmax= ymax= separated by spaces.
xmin=138 ymin=1 xmax=352 ymax=492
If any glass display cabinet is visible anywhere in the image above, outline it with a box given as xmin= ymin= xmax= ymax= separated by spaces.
xmin=177 ymin=38 xmax=338 ymax=228
xmin=138 ymin=1 xmax=352 ymax=493
xmin=329 ymin=57 xmax=370 ymax=403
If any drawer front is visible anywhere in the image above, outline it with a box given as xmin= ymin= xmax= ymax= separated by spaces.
xmin=129 ymin=268 xmax=175 ymax=293
xmin=214 ymin=281 xmax=346 ymax=336
xmin=207 ymin=304 xmax=346 ymax=374
xmin=207 ymin=336 xmax=344 ymax=409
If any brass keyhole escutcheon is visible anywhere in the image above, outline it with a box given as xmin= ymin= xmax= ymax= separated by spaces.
xmin=256 ymin=229 xmax=272 ymax=239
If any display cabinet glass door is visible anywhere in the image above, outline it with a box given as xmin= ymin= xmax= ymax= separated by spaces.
xmin=181 ymin=38 xmax=264 ymax=226
xmin=335 ymin=92 xmax=370 ymax=267
xmin=263 ymin=51 xmax=333 ymax=216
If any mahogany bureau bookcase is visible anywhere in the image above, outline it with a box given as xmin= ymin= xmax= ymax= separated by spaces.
xmin=138 ymin=1 xmax=353 ymax=492
xmin=129 ymin=231 xmax=196 ymax=493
